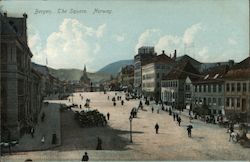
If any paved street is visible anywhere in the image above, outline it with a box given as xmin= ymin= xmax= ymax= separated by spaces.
xmin=1 ymin=91 xmax=250 ymax=161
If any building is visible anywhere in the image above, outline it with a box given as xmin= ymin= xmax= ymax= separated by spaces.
xmin=134 ymin=46 xmax=156 ymax=96
xmin=117 ymin=65 xmax=134 ymax=92
xmin=191 ymin=65 xmax=230 ymax=116
xmin=142 ymin=51 xmax=175 ymax=100
xmin=161 ymin=60 xmax=199 ymax=110
xmin=79 ymin=65 xmax=91 ymax=92
xmin=0 ymin=12 xmax=34 ymax=140
xmin=224 ymin=57 xmax=250 ymax=123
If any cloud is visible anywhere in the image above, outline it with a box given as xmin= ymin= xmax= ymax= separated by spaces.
xmin=183 ymin=23 xmax=202 ymax=46
xmin=155 ymin=35 xmax=181 ymax=54
xmin=32 ymin=18 xmax=105 ymax=70
xmin=197 ymin=47 xmax=209 ymax=62
xmin=135 ymin=23 xmax=203 ymax=55
xmin=135 ymin=29 xmax=160 ymax=52
xmin=228 ymin=38 xmax=237 ymax=45
xmin=96 ymin=24 xmax=106 ymax=38
xmin=114 ymin=34 xmax=125 ymax=42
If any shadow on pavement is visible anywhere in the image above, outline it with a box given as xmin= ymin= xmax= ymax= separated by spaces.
xmin=53 ymin=110 xmax=144 ymax=151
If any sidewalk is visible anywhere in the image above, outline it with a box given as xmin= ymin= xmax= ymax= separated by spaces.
xmin=3 ymin=102 xmax=62 ymax=153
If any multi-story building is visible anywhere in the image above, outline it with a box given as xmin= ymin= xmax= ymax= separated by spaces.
xmin=191 ymin=65 xmax=230 ymax=116
xmin=161 ymin=60 xmax=199 ymax=110
xmin=0 ymin=13 xmax=33 ymax=139
xmin=117 ymin=65 xmax=134 ymax=92
xmin=224 ymin=57 xmax=250 ymax=123
xmin=142 ymin=51 xmax=175 ymax=100
xmin=134 ymin=46 xmax=156 ymax=96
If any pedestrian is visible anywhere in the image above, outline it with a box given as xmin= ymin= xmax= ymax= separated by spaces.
xmin=96 ymin=137 xmax=102 ymax=150
xmin=82 ymin=152 xmax=89 ymax=161
xmin=173 ymin=113 xmax=176 ymax=121
xmin=41 ymin=112 xmax=45 ymax=122
xmin=151 ymin=107 xmax=154 ymax=113
xmin=41 ymin=135 xmax=45 ymax=144
xmin=177 ymin=117 xmax=181 ymax=126
xmin=121 ymin=100 xmax=124 ymax=106
xmin=187 ymin=125 xmax=193 ymax=137
xmin=30 ymin=127 xmax=34 ymax=138
xmin=107 ymin=112 xmax=110 ymax=120
xmin=155 ymin=123 xmax=159 ymax=134
xmin=176 ymin=113 xmax=179 ymax=120
xmin=113 ymin=101 xmax=116 ymax=106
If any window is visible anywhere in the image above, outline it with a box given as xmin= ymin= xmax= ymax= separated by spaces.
xmin=213 ymin=84 xmax=216 ymax=92
xmin=218 ymin=98 xmax=222 ymax=106
xmin=199 ymin=85 xmax=202 ymax=92
xmin=237 ymin=83 xmax=241 ymax=92
xmin=237 ymin=98 xmax=240 ymax=107
xmin=231 ymin=98 xmax=234 ymax=107
xmin=213 ymin=98 xmax=216 ymax=105
xmin=195 ymin=85 xmax=197 ymax=92
xmin=226 ymin=98 xmax=230 ymax=107
xmin=208 ymin=85 xmax=211 ymax=92
xmin=157 ymin=73 xmax=159 ymax=78
xmin=243 ymin=83 xmax=246 ymax=92
xmin=226 ymin=83 xmax=230 ymax=92
xmin=157 ymin=82 xmax=160 ymax=88
xmin=213 ymin=109 xmax=217 ymax=114
xmin=203 ymin=85 xmax=206 ymax=92
xmin=218 ymin=84 xmax=222 ymax=92
xmin=218 ymin=110 xmax=222 ymax=114
xmin=208 ymin=98 xmax=211 ymax=105
xmin=231 ymin=83 xmax=235 ymax=92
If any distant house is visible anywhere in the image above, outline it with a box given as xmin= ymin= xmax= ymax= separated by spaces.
xmin=191 ymin=65 xmax=230 ymax=116
xmin=161 ymin=60 xmax=199 ymax=110
xmin=224 ymin=57 xmax=250 ymax=123
xmin=117 ymin=65 xmax=134 ymax=92
xmin=142 ymin=51 xmax=175 ymax=100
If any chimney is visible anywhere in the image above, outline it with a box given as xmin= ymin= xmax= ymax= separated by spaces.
xmin=173 ymin=49 xmax=177 ymax=60
xmin=23 ymin=13 xmax=28 ymax=18
xmin=162 ymin=50 xmax=165 ymax=54
xmin=3 ymin=12 xmax=7 ymax=17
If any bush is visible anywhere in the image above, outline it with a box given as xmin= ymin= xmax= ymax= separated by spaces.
xmin=74 ymin=110 xmax=107 ymax=127
xmin=193 ymin=104 xmax=210 ymax=117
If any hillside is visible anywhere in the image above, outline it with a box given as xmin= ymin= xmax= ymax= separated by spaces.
xmin=98 ymin=59 xmax=134 ymax=76
xmin=32 ymin=62 xmax=111 ymax=83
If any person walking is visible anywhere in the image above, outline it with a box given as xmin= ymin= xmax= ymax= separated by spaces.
xmin=173 ymin=113 xmax=176 ymax=121
xmin=187 ymin=125 xmax=193 ymax=137
xmin=82 ymin=152 xmax=89 ymax=161
xmin=121 ymin=100 xmax=124 ymax=106
xmin=177 ymin=116 xmax=181 ymax=126
xmin=30 ymin=127 xmax=34 ymax=138
xmin=151 ymin=107 xmax=154 ymax=113
xmin=155 ymin=123 xmax=159 ymax=134
xmin=107 ymin=112 xmax=110 ymax=120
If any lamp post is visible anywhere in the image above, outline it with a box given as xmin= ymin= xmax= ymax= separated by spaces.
xmin=129 ymin=115 xmax=133 ymax=143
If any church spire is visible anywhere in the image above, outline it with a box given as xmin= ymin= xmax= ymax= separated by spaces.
xmin=84 ymin=65 xmax=86 ymax=73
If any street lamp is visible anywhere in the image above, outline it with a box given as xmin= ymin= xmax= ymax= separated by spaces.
xmin=129 ymin=115 xmax=133 ymax=143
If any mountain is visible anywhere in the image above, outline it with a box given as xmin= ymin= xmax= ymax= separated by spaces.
xmin=97 ymin=59 xmax=134 ymax=76
xmin=31 ymin=63 xmax=111 ymax=83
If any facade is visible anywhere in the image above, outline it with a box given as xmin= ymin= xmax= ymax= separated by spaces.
xmin=117 ymin=65 xmax=134 ymax=92
xmin=142 ymin=51 xmax=175 ymax=100
xmin=0 ymin=13 xmax=35 ymax=139
xmin=134 ymin=46 xmax=156 ymax=96
xmin=224 ymin=57 xmax=250 ymax=123
xmin=191 ymin=65 xmax=229 ymax=116
xmin=161 ymin=60 xmax=199 ymax=110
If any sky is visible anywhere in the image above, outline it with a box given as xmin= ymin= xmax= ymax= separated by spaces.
xmin=1 ymin=0 xmax=249 ymax=72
